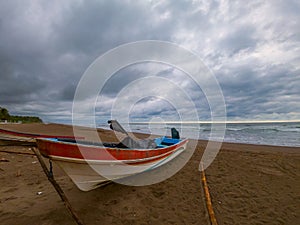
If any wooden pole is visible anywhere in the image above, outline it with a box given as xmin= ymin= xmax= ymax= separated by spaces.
xmin=0 ymin=149 xmax=35 ymax=156
xmin=31 ymin=147 xmax=85 ymax=225
xmin=0 ymin=137 xmax=36 ymax=146
xmin=201 ymin=163 xmax=218 ymax=225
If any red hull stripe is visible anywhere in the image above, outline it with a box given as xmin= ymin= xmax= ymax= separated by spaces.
xmin=36 ymin=139 xmax=188 ymax=161
xmin=126 ymin=149 xmax=179 ymax=165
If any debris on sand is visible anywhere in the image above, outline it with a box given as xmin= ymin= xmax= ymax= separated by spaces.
xmin=0 ymin=157 xmax=9 ymax=162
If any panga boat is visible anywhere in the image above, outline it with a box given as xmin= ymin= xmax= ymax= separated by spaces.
xmin=36 ymin=121 xmax=188 ymax=191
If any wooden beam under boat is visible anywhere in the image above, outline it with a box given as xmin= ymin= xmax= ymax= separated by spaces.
xmin=0 ymin=137 xmax=37 ymax=146
xmin=0 ymin=128 xmax=84 ymax=140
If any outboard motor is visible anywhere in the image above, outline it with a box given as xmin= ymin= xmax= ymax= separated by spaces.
xmin=108 ymin=120 xmax=157 ymax=149
xmin=108 ymin=120 xmax=128 ymax=135
xmin=171 ymin=128 xmax=180 ymax=139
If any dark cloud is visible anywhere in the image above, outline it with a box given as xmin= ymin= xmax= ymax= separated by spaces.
xmin=217 ymin=63 xmax=300 ymax=119
xmin=217 ymin=25 xmax=257 ymax=55
xmin=52 ymin=0 xmax=175 ymax=56
xmin=0 ymin=0 xmax=299 ymax=123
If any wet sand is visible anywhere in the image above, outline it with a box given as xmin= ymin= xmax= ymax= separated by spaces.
xmin=0 ymin=123 xmax=299 ymax=225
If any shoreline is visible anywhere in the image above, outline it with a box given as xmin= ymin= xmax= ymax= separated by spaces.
xmin=1 ymin=122 xmax=299 ymax=151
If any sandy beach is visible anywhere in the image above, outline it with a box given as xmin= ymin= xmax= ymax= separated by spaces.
xmin=0 ymin=123 xmax=299 ymax=225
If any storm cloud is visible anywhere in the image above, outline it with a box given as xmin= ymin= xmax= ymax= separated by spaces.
xmin=0 ymin=0 xmax=299 ymax=123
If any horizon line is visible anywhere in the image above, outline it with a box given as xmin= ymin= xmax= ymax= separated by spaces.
xmin=129 ymin=120 xmax=300 ymax=124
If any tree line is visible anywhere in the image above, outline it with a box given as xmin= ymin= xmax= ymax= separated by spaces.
xmin=0 ymin=106 xmax=43 ymax=123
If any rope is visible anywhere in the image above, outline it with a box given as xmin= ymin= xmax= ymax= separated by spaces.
xmin=31 ymin=147 xmax=85 ymax=225
xmin=1 ymin=146 xmax=85 ymax=224
xmin=201 ymin=163 xmax=218 ymax=225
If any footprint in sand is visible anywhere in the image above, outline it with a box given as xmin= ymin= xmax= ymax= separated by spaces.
xmin=259 ymin=167 xmax=284 ymax=176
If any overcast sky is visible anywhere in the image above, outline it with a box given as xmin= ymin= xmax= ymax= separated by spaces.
xmin=0 ymin=0 xmax=299 ymax=124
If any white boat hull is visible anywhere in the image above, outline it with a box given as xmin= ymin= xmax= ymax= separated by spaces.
xmin=53 ymin=143 xmax=186 ymax=191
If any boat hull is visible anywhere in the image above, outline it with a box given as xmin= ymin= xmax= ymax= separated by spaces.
xmin=36 ymin=138 xmax=188 ymax=191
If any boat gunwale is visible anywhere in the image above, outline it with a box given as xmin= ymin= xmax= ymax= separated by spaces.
xmin=37 ymin=137 xmax=188 ymax=152
xmin=44 ymin=145 xmax=186 ymax=164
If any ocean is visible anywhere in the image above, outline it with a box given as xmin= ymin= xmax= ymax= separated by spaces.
xmin=99 ymin=122 xmax=300 ymax=147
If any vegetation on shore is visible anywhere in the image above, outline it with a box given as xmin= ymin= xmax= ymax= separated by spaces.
xmin=0 ymin=106 xmax=42 ymax=123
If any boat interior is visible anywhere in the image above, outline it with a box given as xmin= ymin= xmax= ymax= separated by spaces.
xmin=55 ymin=136 xmax=181 ymax=149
